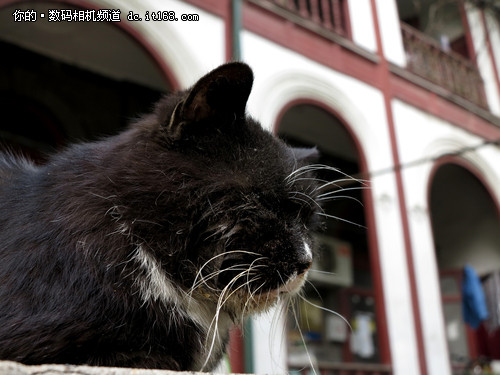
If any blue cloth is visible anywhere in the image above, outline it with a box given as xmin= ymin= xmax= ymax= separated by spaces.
xmin=462 ymin=265 xmax=489 ymax=329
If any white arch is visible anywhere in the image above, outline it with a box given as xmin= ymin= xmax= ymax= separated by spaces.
xmin=424 ymin=136 xmax=500 ymax=207
xmin=248 ymin=69 xmax=378 ymax=155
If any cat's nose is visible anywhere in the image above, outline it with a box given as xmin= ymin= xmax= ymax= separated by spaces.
xmin=296 ymin=241 xmax=313 ymax=275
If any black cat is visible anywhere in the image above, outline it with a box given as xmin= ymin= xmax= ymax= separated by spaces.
xmin=0 ymin=62 xmax=321 ymax=370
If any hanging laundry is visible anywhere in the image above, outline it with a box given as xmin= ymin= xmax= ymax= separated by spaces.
xmin=462 ymin=265 xmax=489 ymax=329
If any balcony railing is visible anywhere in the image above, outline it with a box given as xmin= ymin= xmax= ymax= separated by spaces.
xmin=256 ymin=0 xmax=348 ymax=38
xmin=401 ymin=23 xmax=488 ymax=108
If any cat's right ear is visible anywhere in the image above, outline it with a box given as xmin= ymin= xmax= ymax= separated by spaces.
xmin=292 ymin=146 xmax=319 ymax=163
xmin=164 ymin=62 xmax=253 ymax=140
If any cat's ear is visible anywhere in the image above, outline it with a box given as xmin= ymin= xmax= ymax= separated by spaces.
xmin=292 ymin=146 xmax=320 ymax=163
xmin=166 ymin=62 xmax=253 ymax=139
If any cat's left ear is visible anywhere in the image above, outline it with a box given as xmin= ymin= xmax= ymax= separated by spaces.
xmin=166 ymin=62 xmax=253 ymax=139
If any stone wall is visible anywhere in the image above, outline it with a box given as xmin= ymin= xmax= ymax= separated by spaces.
xmin=0 ymin=361 xmax=205 ymax=375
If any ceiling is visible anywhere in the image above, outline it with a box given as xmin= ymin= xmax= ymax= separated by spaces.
xmin=0 ymin=2 xmax=169 ymax=91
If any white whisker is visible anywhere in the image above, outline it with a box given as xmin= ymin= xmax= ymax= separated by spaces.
xmin=189 ymin=264 xmax=259 ymax=294
xmin=315 ymin=178 xmax=367 ymax=192
xmin=291 ymin=177 xmax=331 ymax=185
xmin=298 ymin=294 xmax=353 ymax=332
xmin=202 ymin=268 xmax=261 ymax=370
xmin=191 ymin=250 xmax=262 ymax=295
xmin=289 ymin=195 xmax=316 ymax=209
xmin=317 ymin=185 xmax=370 ymax=199
xmin=241 ymin=280 xmax=267 ymax=320
xmin=317 ymin=212 xmax=366 ymax=229
xmin=286 ymin=164 xmax=341 ymax=182
xmin=308 ymin=269 xmax=337 ymax=276
xmin=289 ymin=295 xmax=319 ymax=375
xmin=289 ymin=191 xmax=321 ymax=210
xmin=316 ymin=194 xmax=364 ymax=206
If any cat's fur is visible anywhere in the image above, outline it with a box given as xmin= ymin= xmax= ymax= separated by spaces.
xmin=0 ymin=63 xmax=320 ymax=370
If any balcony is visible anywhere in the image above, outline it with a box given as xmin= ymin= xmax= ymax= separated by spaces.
xmin=251 ymin=0 xmax=349 ymax=38
xmin=401 ymin=22 xmax=488 ymax=109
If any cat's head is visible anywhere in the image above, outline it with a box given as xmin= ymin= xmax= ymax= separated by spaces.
xmin=130 ymin=63 xmax=322 ymax=318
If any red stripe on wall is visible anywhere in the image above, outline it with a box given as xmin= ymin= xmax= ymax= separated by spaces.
xmin=370 ymin=0 xmax=428 ymax=374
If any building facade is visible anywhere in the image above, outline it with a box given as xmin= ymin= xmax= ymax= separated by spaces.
xmin=1 ymin=1 xmax=500 ymax=374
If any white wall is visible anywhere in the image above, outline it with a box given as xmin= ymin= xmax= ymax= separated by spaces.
xmin=372 ymin=0 xmax=406 ymax=66
xmin=485 ymin=10 xmax=500 ymax=96
xmin=348 ymin=0 xmax=377 ymax=54
xmin=466 ymin=4 xmax=500 ymax=116
xmin=249 ymin=308 xmax=288 ymax=374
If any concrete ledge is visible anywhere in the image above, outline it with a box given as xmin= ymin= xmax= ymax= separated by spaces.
xmin=0 ymin=361 xmax=207 ymax=375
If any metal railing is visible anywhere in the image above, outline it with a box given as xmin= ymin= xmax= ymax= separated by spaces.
xmin=257 ymin=0 xmax=348 ymax=37
xmin=401 ymin=22 xmax=488 ymax=108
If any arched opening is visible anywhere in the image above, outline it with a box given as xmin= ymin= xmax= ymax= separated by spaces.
xmin=277 ymin=103 xmax=387 ymax=370
xmin=430 ymin=161 xmax=500 ymax=371
xmin=0 ymin=1 xmax=172 ymax=161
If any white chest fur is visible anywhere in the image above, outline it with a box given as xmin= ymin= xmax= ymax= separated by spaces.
xmin=132 ymin=245 xmax=233 ymax=371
